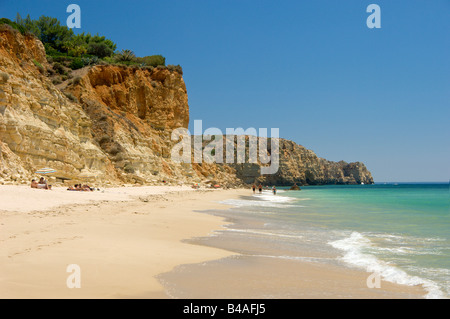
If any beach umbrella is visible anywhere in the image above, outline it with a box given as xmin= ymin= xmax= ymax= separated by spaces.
xmin=35 ymin=167 xmax=57 ymax=175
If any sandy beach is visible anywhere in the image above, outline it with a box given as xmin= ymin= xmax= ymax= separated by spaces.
xmin=0 ymin=185 xmax=426 ymax=299
xmin=0 ymin=185 xmax=239 ymax=298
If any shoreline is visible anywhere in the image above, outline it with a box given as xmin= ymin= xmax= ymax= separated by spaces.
xmin=159 ymin=192 xmax=428 ymax=299
xmin=0 ymin=185 xmax=243 ymax=298
xmin=0 ymin=185 xmax=427 ymax=298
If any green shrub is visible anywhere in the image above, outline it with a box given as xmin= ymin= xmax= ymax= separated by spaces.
xmin=37 ymin=17 xmax=73 ymax=52
xmin=82 ymin=56 xmax=99 ymax=66
xmin=71 ymin=76 xmax=82 ymax=85
xmin=124 ymin=163 xmax=135 ymax=174
xmin=136 ymin=55 xmax=165 ymax=67
xmin=32 ymin=59 xmax=45 ymax=74
xmin=32 ymin=59 xmax=42 ymax=68
xmin=69 ymin=58 xmax=84 ymax=70
xmin=14 ymin=13 xmax=40 ymax=36
xmin=68 ymin=45 xmax=87 ymax=57
xmin=167 ymin=64 xmax=183 ymax=75
xmin=14 ymin=14 xmax=117 ymax=59
xmin=108 ymin=146 xmax=121 ymax=156
xmin=44 ymin=43 xmax=61 ymax=56
xmin=51 ymin=55 xmax=72 ymax=63
xmin=102 ymin=56 xmax=115 ymax=64
xmin=99 ymin=135 xmax=110 ymax=144
xmin=0 ymin=18 xmax=26 ymax=34
xmin=63 ymin=91 xmax=78 ymax=102
xmin=114 ymin=49 xmax=136 ymax=62
xmin=87 ymin=42 xmax=114 ymax=58
xmin=75 ymin=33 xmax=116 ymax=55
xmin=115 ymin=60 xmax=140 ymax=66
xmin=0 ymin=72 xmax=9 ymax=83
xmin=53 ymin=62 xmax=65 ymax=74
xmin=46 ymin=67 xmax=54 ymax=75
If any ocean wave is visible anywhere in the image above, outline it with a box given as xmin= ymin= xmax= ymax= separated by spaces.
xmin=328 ymin=232 xmax=447 ymax=299
xmin=249 ymin=254 xmax=332 ymax=263
xmin=364 ymin=232 xmax=447 ymax=256
xmin=254 ymin=193 xmax=298 ymax=203
xmin=222 ymin=228 xmax=304 ymax=240
xmin=368 ymin=245 xmax=444 ymax=256
xmin=368 ymin=232 xmax=447 ymax=244
xmin=219 ymin=198 xmax=300 ymax=208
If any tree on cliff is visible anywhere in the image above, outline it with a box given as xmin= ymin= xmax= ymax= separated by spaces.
xmin=6 ymin=14 xmax=171 ymax=71
xmin=15 ymin=14 xmax=73 ymax=52
xmin=14 ymin=13 xmax=116 ymax=58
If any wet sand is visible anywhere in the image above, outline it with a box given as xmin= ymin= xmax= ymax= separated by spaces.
xmin=159 ymin=255 xmax=425 ymax=299
xmin=157 ymin=196 xmax=427 ymax=299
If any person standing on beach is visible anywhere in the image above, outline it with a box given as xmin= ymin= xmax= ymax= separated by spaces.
xmin=258 ymin=184 xmax=263 ymax=194
xmin=252 ymin=184 xmax=256 ymax=194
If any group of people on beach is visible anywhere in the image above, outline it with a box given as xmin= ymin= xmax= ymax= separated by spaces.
xmin=30 ymin=178 xmax=96 ymax=192
xmin=30 ymin=177 xmax=52 ymax=190
xmin=67 ymin=184 xmax=94 ymax=191
xmin=252 ymin=183 xmax=277 ymax=195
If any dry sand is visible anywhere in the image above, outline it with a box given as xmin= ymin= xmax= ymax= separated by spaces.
xmin=0 ymin=185 xmax=239 ymax=298
xmin=0 ymin=185 xmax=426 ymax=299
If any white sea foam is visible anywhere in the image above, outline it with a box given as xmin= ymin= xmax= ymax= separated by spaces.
xmin=223 ymin=228 xmax=304 ymax=240
xmin=328 ymin=232 xmax=447 ymax=299
xmin=256 ymin=193 xmax=297 ymax=203
xmin=369 ymin=232 xmax=447 ymax=244
xmin=249 ymin=254 xmax=332 ymax=263
xmin=219 ymin=198 xmax=297 ymax=208
xmin=368 ymin=245 xmax=444 ymax=256
xmin=220 ymin=193 xmax=300 ymax=208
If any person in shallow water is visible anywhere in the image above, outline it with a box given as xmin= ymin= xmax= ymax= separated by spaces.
xmin=252 ymin=184 xmax=256 ymax=194
xmin=258 ymin=184 xmax=263 ymax=194
xmin=272 ymin=186 xmax=277 ymax=195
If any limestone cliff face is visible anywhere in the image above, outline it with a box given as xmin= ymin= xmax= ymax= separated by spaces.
xmin=77 ymin=65 xmax=189 ymax=130
xmin=0 ymin=27 xmax=114 ymax=184
xmin=0 ymin=26 xmax=373 ymax=186
xmin=65 ymin=65 xmax=208 ymax=185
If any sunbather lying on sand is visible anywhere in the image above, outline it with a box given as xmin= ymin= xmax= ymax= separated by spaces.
xmin=34 ymin=177 xmax=52 ymax=190
xmin=67 ymin=184 xmax=93 ymax=191
xmin=30 ymin=179 xmax=38 ymax=188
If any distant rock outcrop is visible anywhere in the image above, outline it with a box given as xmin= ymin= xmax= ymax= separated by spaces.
xmin=0 ymin=27 xmax=373 ymax=186
xmin=227 ymin=138 xmax=373 ymax=185
xmin=260 ymin=139 xmax=374 ymax=185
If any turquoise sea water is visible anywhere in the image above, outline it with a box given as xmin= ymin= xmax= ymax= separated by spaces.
xmin=218 ymin=183 xmax=449 ymax=298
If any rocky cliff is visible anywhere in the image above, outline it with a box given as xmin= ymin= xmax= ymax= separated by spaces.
xmin=0 ymin=26 xmax=373 ymax=186
xmin=230 ymin=138 xmax=373 ymax=185
xmin=0 ymin=27 xmax=114 ymax=184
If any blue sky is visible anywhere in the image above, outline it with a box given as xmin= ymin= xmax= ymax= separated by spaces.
xmin=1 ymin=0 xmax=449 ymax=182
